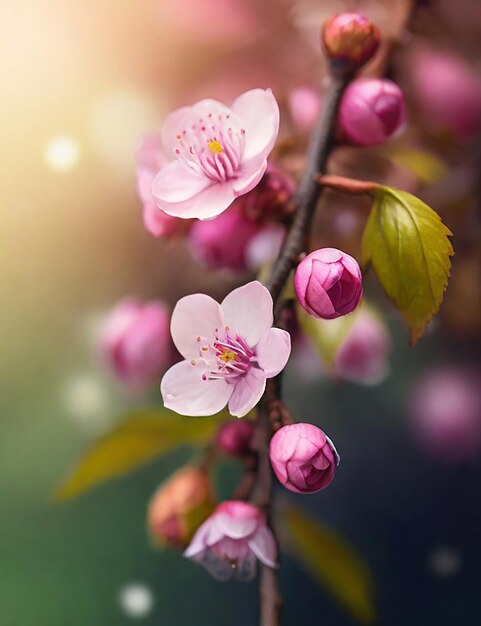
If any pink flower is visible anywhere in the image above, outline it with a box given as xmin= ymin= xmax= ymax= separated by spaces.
xmin=184 ymin=500 xmax=277 ymax=581
xmin=216 ymin=420 xmax=254 ymax=457
xmin=408 ymin=367 xmax=481 ymax=462
xmin=161 ymin=281 xmax=291 ymax=417
xmin=288 ymin=86 xmax=322 ymax=133
xmin=270 ymin=423 xmax=340 ymax=494
xmin=408 ymin=45 xmax=481 ymax=140
xmin=245 ymin=224 xmax=286 ymax=273
xmin=334 ymin=309 xmax=391 ymax=385
xmin=134 ymin=133 xmax=185 ymax=237
xmin=188 ymin=208 xmax=264 ymax=272
xmin=339 ymin=79 xmax=406 ymax=147
xmin=101 ymin=298 xmax=171 ymax=389
xmin=151 ymin=89 xmax=280 ymax=220
xmin=294 ymin=248 xmax=363 ymax=319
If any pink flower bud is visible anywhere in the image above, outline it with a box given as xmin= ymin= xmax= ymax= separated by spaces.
xmin=294 ymin=248 xmax=362 ymax=319
xmin=237 ymin=163 xmax=295 ymax=222
xmin=216 ymin=420 xmax=254 ymax=456
xmin=188 ymin=209 xmax=263 ymax=272
xmin=322 ymin=13 xmax=381 ymax=76
xmin=288 ymin=86 xmax=322 ymax=133
xmin=101 ymin=298 xmax=171 ymax=389
xmin=408 ymin=367 xmax=481 ymax=462
xmin=270 ymin=423 xmax=340 ymax=493
xmin=334 ymin=309 xmax=391 ymax=385
xmin=408 ymin=45 xmax=481 ymax=141
xmin=339 ymin=79 xmax=406 ymax=146
xmin=148 ymin=466 xmax=215 ymax=549
xmin=184 ymin=500 xmax=277 ymax=581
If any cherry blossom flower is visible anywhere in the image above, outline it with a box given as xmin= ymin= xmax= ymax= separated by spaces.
xmin=152 ymin=89 xmax=280 ymax=220
xmin=184 ymin=500 xmax=277 ymax=581
xmin=134 ymin=133 xmax=185 ymax=237
xmin=160 ymin=281 xmax=291 ymax=417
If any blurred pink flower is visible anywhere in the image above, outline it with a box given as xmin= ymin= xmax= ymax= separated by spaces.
xmin=270 ymin=423 xmax=339 ymax=493
xmin=288 ymin=86 xmax=322 ymax=133
xmin=101 ymin=298 xmax=171 ymax=389
xmin=408 ymin=45 xmax=481 ymax=141
xmin=158 ymin=0 xmax=263 ymax=44
xmin=188 ymin=209 xmax=264 ymax=272
xmin=152 ymin=89 xmax=280 ymax=220
xmin=245 ymin=224 xmax=286 ymax=272
xmin=339 ymin=79 xmax=406 ymax=146
xmin=184 ymin=500 xmax=277 ymax=581
xmin=334 ymin=309 xmax=391 ymax=385
xmin=216 ymin=420 xmax=254 ymax=457
xmin=408 ymin=367 xmax=481 ymax=462
xmin=161 ymin=281 xmax=291 ymax=417
xmin=134 ymin=133 xmax=185 ymax=238
xmin=295 ymin=248 xmax=363 ymax=319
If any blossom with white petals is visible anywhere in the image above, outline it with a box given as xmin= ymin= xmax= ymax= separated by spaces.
xmin=184 ymin=500 xmax=277 ymax=581
xmin=152 ymin=89 xmax=280 ymax=220
xmin=161 ymin=281 xmax=291 ymax=417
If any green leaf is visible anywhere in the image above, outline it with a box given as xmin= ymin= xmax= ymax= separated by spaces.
xmin=297 ymin=305 xmax=356 ymax=369
xmin=283 ymin=504 xmax=376 ymax=623
xmin=389 ymin=148 xmax=448 ymax=184
xmin=362 ymin=186 xmax=453 ymax=342
xmin=54 ymin=409 xmax=222 ymax=501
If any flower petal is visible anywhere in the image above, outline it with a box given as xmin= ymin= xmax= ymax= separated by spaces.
xmin=232 ymin=160 xmax=267 ymax=196
xmin=162 ymin=99 xmax=240 ymax=157
xmin=215 ymin=513 xmax=258 ymax=539
xmin=228 ymin=368 xmax=267 ymax=418
xmin=248 ymin=527 xmax=278 ymax=568
xmin=255 ymin=328 xmax=291 ymax=378
xmin=156 ymin=181 xmax=236 ymax=220
xmin=184 ymin=518 xmax=224 ymax=558
xmin=231 ymin=88 xmax=280 ymax=163
xmin=152 ymin=160 xmax=210 ymax=204
xmin=221 ymin=281 xmax=273 ymax=347
xmin=170 ymin=293 xmax=223 ymax=358
xmin=161 ymin=360 xmax=232 ymax=417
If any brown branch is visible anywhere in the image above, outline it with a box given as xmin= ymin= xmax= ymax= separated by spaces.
xmin=259 ymin=565 xmax=283 ymax=626
xmin=266 ymin=75 xmax=350 ymax=308
xmin=250 ymin=74 xmax=353 ymax=626
xmin=316 ymin=174 xmax=379 ymax=195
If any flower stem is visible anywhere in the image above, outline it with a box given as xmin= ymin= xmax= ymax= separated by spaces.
xmin=253 ymin=74 xmax=352 ymax=626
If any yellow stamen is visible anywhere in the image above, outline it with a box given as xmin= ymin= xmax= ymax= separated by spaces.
xmin=207 ymin=139 xmax=223 ymax=153
xmin=219 ymin=351 xmax=236 ymax=363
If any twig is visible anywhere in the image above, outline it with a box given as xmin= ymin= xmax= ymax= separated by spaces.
xmin=252 ymin=75 xmax=352 ymax=626
xmin=266 ymin=76 xmax=350 ymax=307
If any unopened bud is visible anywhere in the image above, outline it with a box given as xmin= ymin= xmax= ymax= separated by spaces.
xmin=147 ymin=466 xmax=215 ymax=549
xmin=339 ymin=79 xmax=406 ymax=146
xmin=322 ymin=12 xmax=381 ymax=77
xmin=216 ymin=419 xmax=254 ymax=456
xmin=294 ymin=248 xmax=363 ymax=319
xmin=270 ymin=423 xmax=340 ymax=493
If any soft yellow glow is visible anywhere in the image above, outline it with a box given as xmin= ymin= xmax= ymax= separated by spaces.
xmin=44 ymin=135 xmax=81 ymax=172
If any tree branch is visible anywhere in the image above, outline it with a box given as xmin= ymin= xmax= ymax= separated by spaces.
xmin=267 ymin=75 xmax=350 ymax=308
xmin=252 ymin=74 xmax=352 ymax=626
